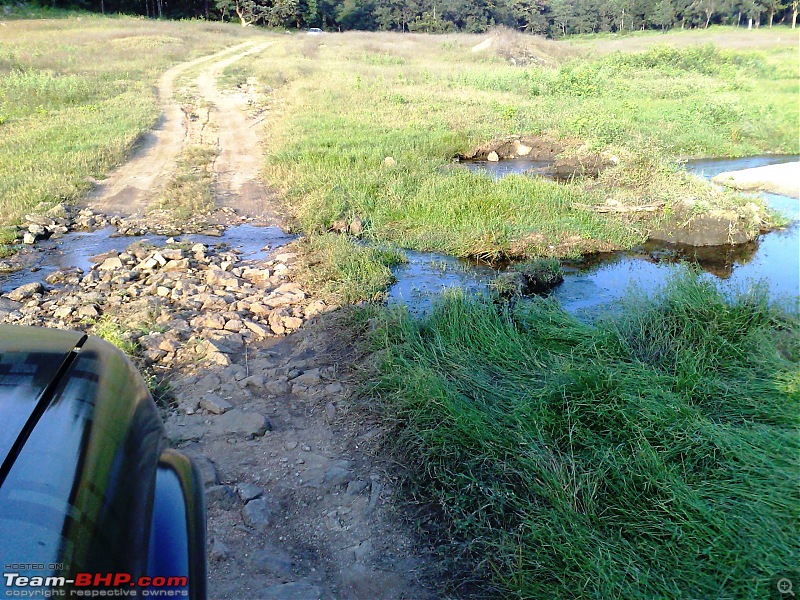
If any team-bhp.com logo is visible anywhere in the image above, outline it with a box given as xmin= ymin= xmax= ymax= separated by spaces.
xmin=3 ymin=572 xmax=187 ymax=597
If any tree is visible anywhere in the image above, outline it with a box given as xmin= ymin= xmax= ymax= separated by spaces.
xmin=759 ymin=0 xmax=786 ymax=25
xmin=215 ymin=0 xmax=267 ymax=26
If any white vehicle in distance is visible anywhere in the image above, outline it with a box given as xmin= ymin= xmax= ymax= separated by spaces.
xmin=307 ymin=27 xmax=323 ymax=35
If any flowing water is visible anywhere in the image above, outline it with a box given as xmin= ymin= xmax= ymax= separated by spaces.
xmin=0 ymin=225 xmax=296 ymax=293
xmin=2 ymin=157 xmax=797 ymax=316
xmin=388 ymin=155 xmax=800 ymax=315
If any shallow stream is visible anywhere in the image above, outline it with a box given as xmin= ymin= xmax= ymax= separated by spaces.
xmin=1 ymin=157 xmax=797 ymax=316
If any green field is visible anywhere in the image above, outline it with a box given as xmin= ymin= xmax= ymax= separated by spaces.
xmin=0 ymin=15 xmax=257 ymax=233
xmin=230 ymin=27 xmax=798 ymax=260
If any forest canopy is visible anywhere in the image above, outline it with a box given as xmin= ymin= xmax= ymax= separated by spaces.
xmin=6 ymin=0 xmax=798 ymax=35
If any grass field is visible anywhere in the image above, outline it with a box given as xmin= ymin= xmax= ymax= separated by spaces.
xmin=0 ymin=14 xmax=258 ymax=235
xmin=368 ymin=275 xmax=799 ymax=597
xmin=230 ymin=27 xmax=798 ymax=260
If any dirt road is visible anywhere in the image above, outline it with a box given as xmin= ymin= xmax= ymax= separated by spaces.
xmin=76 ymin=43 xmax=437 ymax=599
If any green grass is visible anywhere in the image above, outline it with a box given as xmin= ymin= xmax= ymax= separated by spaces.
xmin=231 ymin=30 xmax=797 ymax=260
xmin=0 ymin=15 xmax=258 ymax=228
xmin=368 ymin=273 xmax=799 ymax=597
xmin=293 ymin=233 xmax=406 ymax=304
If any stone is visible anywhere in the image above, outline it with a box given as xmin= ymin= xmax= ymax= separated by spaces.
xmin=98 ymin=256 xmax=123 ymax=271
xmin=242 ymin=498 xmax=272 ymax=531
xmin=7 ymin=282 xmax=44 ymax=302
xmin=325 ymin=402 xmax=336 ymax=421
xmin=205 ymin=485 xmax=239 ymax=510
xmin=53 ymin=305 xmax=73 ymax=320
xmin=324 ymin=382 xmax=343 ymax=395
xmin=264 ymin=379 xmax=291 ymax=396
xmin=268 ymin=310 xmax=286 ymax=335
xmin=78 ymin=304 xmax=99 ymax=318
xmin=209 ymin=540 xmax=230 ymax=561
xmin=323 ymin=466 xmax=353 ymax=488
xmin=192 ymin=313 xmax=226 ymax=330
xmin=224 ymin=319 xmax=243 ymax=332
xmin=349 ymin=218 xmax=364 ymax=236
xmin=383 ymin=156 xmax=396 ymax=166
xmin=23 ymin=232 xmax=37 ymax=245
xmin=292 ymin=369 xmax=321 ymax=386
xmin=253 ymin=546 xmax=295 ymax=580
xmin=199 ymin=393 xmax=233 ymax=415
xmin=191 ymin=455 xmax=219 ymax=488
xmin=236 ymin=482 xmax=264 ymax=503
xmin=282 ymin=316 xmax=303 ymax=331
xmin=211 ymin=409 xmax=271 ymax=438
xmin=346 ymin=480 xmax=370 ymax=496
xmin=487 ymin=151 xmax=500 ymax=162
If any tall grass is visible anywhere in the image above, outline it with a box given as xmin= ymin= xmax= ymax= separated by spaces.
xmin=369 ymin=273 xmax=799 ymax=597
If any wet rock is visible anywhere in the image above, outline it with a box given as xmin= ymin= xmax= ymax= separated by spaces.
xmin=242 ymin=497 xmax=272 ymax=530
xmin=199 ymin=393 xmax=233 ymax=415
xmin=7 ymin=282 xmax=45 ymax=302
xmin=206 ymin=485 xmax=239 ymax=510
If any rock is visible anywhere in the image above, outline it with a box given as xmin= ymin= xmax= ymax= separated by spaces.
xmin=383 ymin=156 xmax=396 ymax=167
xmin=205 ymin=485 xmax=239 ymax=511
xmin=242 ymin=497 xmax=272 ymax=531
xmin=349 ymin=218 xmax=364 ymax=236
xmin=515 ymin=141 xmax=532 ymax=156
xmin=346 ymin=480 xmax=370 ymax=496
xmin=209 ymin=539 xmax=230 ymax=561
xmin=487 ymin=151 xmax=500 ymax=162
xmin=265 ymin=379 xmax=291 ymax=396
xmin=199 ymin=393 xmax=233 ymax=415
xmin=224 ymin=319 xmax=243 ymax=332
xmin=191 ymin=455 xmax=219 ymax=488
xmin=325 ymin=402 xmax=336 ymax=421
xmin=53 ymin=306 xmax=73 ymax=320
xmin=98 ymin=256 xmax=123 ymax=271
xmin=268 ymin=310 xmax=286 ymax=335
xmin=192 ymin=313 xmax=226 ymax=330
xmin=7 ymin=282 xmax=44 ymax=302
xmin=253 ymin=546 xmax=295 ymax=580
xmin=292 ymin=369 xmax=321 ymax=386
xmin=304 ymin=300 xmax=327 ymax=318
xmin=324 ymin=382 xmax=343 ymax=395
xmin=323 ymin=466 xmax=353 ymax=488
xmin=211 ymin=409 xmax=271 ymax=438
xmin=77 ymin=304 xmax=99 ymax=318
xmin=22 ymin=232 xmax=37 ymax=245
xmin=236 ymin=482 xmax=264 ymax=503
xmin=282 ymin=316 xmax=303 ymax=331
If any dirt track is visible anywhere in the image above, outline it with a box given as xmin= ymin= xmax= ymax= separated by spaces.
xmin=85 ymin=40 xmax=281 ymax=225
xmin=78 ymin=44 xmax=438 ymax=599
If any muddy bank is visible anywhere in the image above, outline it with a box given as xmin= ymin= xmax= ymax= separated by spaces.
xmin=712 ymin=161 xmax=800 ymax=198
xmin=458 ymin=135 xmax=614 ymax=179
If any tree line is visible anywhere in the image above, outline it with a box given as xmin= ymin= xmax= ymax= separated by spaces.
xmin=27 ymin=0 xmax=800 ymax=33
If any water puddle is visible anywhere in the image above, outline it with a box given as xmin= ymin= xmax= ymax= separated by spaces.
xmin=462 ymin=159 xmax=555 ymax=180
xmin=0 ymin=224 xmax=295 ymax=293
xmin=390 ymin=155 xmax=800 ymax=315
